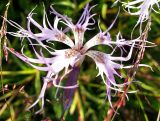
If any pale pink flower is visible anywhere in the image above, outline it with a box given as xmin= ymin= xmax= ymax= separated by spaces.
xmin=5 ymin=4 xmax=151 ymax=113
xmin=123 ymin=0 xmax=159 ymax=33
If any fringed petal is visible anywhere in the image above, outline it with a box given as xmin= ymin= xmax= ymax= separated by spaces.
xmin=86 ymin=50 xmax=129 ymax=88
xmin=123 ymin=0 xmax=160 ymax=28
xmin=27 ymin=71 xmax=55 ymax=114
xmin=6 ymin=8 xmax=74 ymax=48
xmin=83 ymin=9 xmax=120 ymax=51
xmin=6 ymin=47 xmax=50 ymax=71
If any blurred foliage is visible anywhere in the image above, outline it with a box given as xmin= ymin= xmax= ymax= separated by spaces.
xmin=0 ymin=0 xmax=160 ymax=121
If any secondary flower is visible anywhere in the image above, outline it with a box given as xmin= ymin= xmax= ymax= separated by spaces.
xmin=5 ymin=4 xmax=148 ymax=114
xmin=122 ymin=0 xmax=159 ymax=28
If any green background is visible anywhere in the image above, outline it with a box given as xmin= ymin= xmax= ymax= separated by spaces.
xmin=0 ymin=0 xmax=160 ymax=121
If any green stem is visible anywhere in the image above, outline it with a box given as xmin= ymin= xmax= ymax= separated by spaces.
xmin=1 ymin=70 xmax=37 ymax=75
xmin=131 ymin=84 xmax=149 ymax=121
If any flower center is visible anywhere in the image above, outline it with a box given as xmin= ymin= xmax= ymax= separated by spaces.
xmin=65 ymin=49 xmax=79 ymax=58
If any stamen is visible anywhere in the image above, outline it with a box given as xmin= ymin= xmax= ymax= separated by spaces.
xmin=65 ymin=49 xmax=79 ymax=58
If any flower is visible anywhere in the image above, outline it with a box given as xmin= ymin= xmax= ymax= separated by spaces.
xmin=122 ymin=0 xmax=159 ymax=30
xmin=5 ymin=4 xmax=149 ymax=113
